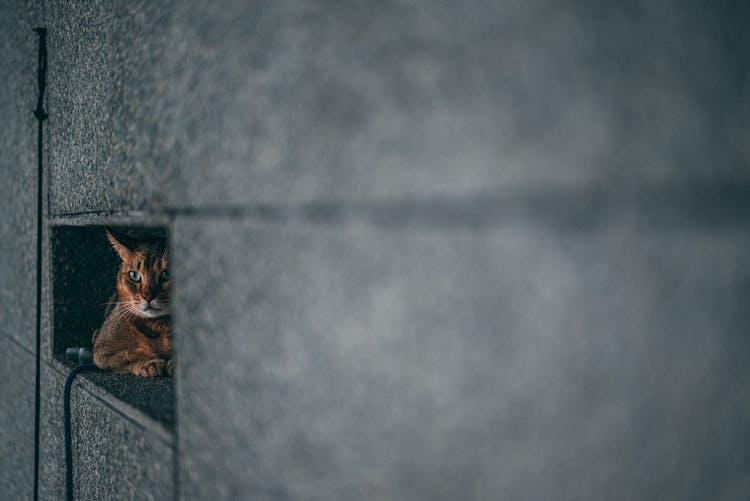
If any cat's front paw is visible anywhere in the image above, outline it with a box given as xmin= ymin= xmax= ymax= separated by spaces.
xmin=136 ymin=358 xmax=166 ymax=377
xmin=165 ymin=359 xmax=173 ymax=376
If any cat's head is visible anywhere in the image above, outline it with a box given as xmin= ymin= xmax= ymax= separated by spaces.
xmin=106 ymin=228 xmax=171 ymax=319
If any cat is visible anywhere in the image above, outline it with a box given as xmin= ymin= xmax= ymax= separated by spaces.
xmin=92 ymin=228 xmax=173 ymax=377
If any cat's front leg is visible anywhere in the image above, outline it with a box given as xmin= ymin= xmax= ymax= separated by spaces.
xmin=137 ymin=358 xmax=168 ymax=377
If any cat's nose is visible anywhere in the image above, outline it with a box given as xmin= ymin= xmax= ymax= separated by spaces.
xmin=143 ymin=294 xmax=152 ymax=302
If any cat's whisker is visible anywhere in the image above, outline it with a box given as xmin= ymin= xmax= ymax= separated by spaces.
xmin=117 ymin=308 xmax=136 ymax=330
xmin=108 ymin=303 xmax=137 ymax=330
xmin=106 ymin=306 xmax=130 ymax=331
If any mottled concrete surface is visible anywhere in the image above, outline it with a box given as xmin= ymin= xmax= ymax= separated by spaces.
xmin=174 ymin=220 xmax=750 ymax=500
xmin=73 ymin=365 xmax=175 ymax=430
xmin=0 ymin=0 xmax=40 ymax=350
xmin=44 ymin=0 xmax=750 ymax=212
xmin=162 ymin=0 xmax=750 ymax=207
xmin=0 ymin=3 xmax=42 ymax=501
xmin=73 ymin=380 xmax=174 ymax=501
xmin=38 ymin=364 xmax=173 ymax=500
xmin=0 ymin=335 xmax=36 ymax=500
xmin=46 ymin=0 xmax=175 ymax=214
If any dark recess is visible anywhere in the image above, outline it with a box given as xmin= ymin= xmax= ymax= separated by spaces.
xmin=52 ymin=225 xmax=174 ymax=430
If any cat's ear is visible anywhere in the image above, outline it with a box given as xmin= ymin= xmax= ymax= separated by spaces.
xmin=105 ymin=228 xmax=134 ymax=261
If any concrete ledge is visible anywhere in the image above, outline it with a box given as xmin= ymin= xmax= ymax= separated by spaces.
xmin=54 ymin=358 xmax=174 ymax=435
xmin=39 ymin=362 xmax=173 ymax=500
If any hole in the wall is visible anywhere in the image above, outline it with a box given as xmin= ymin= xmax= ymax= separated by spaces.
xmin=52 ymin=225 xmax=174 ymax=430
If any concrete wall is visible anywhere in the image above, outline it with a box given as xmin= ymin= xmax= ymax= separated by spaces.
xmin=0 ymin=2 xmax=42 ymax=499
xmin=2 ymin=0 xmax=750 ymax=499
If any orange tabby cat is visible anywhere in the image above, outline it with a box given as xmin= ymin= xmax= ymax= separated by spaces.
xmin=92 ymin=229 xmax=173 ymax=377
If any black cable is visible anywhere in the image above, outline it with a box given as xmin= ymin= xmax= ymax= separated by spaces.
xmin=64 ymin=363 xmax=97 ymax=501
xmin=32 ymin=26 xmax=48 ymax=501
xmin=33 ymin=28 xmax=48 ymax=122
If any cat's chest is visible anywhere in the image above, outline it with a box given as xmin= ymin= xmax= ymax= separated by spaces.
xmin=134 ymin=317 xmax=172 ymax=355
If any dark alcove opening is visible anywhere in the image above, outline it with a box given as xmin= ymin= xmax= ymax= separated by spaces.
xmin=52 ymin=225 xmax=174 ymax=430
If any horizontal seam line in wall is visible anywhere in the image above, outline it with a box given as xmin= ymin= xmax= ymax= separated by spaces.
xmin=50 ymin=210 xmax=750 ymax=233
xmin=44 ymin=182 xmax=750 ymax=229
xmin=49 ymin=210 xmax=168 ymax=220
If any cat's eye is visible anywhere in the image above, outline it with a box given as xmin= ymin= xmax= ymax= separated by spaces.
xmin=160 ymin=269 xmax=170 ymax=281
xmin=128 ymin=270 xmax=141 ymax=282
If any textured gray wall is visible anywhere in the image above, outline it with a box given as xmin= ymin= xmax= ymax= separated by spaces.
xmin=38 ymin=364 xmax=173 ymax=500
xmin=0 ymin=2 xmax=41 ymax=499
xmin=45 ymin=0 xmax=750 ymax=213
xmin=2 ymin=1 xmax=176 ymax=500
xmin=40 ymin=2 xmax=177 ymax=499
xmin=2 ymin=0 xmax=750 ymax=500
xmin=0 ymin=1 xmax=38 ymax=350
xmin=173 ymin=223 xmax=750 ymax=500
xmin=170 ymin=2 xmax=750 ymax=499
